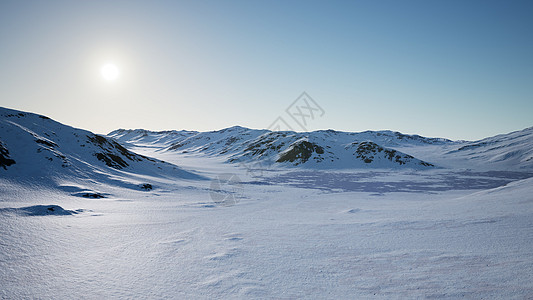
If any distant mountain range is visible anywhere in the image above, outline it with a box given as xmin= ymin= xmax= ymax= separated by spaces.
xmin=109 ymin=126 xmax=442 ymax=169
xmin=1 ymin=107 xmax=532 ymax=185
xmin=109 ymin=125 xmax=533 ymax=171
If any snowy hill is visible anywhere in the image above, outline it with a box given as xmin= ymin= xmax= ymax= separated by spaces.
xmin=225 ymin=132 xmax=435 ymax=169
xmin=109 ymin=127 xmax=439 ymax=169
xmin=444 ymin=127 xmax=533 ymax=170
xmin=394 ymin=127 xmax=533 ymax=171
xmin=0 ymin=107 xmax=202 ymax=188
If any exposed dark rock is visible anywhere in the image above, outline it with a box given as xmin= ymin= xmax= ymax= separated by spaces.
xmin=80 ymin=192 xmax=105 ymax=199
xmin=457 ymin=142 xmax=488 ymax=151
xmin=354 ymin=141 xmax=434 ymax=166
xmin=277 ymin=141 xmax=325 ymax=164
xmin=354 ymin=142 xmax=381 ymax=163
xmin=168 ymin=142 xmax=184 ymax=150
xmin=0 ymin=205 xmax=78 ymax=216
xmin=87 ymin=134 xmax=142 ymax=169
xmin=241 ymin=133 xmax=286 ymax=158
xmin=95 ymin=152 xmax=129 ymax=169
xmin=140 ymin=183 xmax=153 ymax=191
xmin=35 ymin=138 xmax=58 ymax=148
xmin=4 ymin=113 xmax=26 ymax=118
xmin=0 ymin=141 xmax=16 ymax=170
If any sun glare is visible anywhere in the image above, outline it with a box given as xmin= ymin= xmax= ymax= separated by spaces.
xmin=101 ymin=63 xmax=119 ymax=81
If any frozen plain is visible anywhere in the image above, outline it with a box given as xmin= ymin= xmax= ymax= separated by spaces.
xmin=1 ymin=155 xmax=533 ymax=299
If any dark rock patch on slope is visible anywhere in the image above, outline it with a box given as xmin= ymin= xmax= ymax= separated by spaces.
xmin=0 ymin=140 xmax=16 ymax=170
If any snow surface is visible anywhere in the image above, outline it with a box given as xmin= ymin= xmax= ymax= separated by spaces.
xmin=1 ymin=107 xmax=533 ymax=299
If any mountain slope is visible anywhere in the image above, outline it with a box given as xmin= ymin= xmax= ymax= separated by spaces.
xmin=394 ymin=127 xmax=533 ymax=171
xmin=0 ymin=107 xmax=203 ymax=187
xmin=445 ymin=127 xmax=533 ymax=169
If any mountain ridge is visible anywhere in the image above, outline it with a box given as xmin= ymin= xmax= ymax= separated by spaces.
xmin=110 ymin=125 xmax=533 ymax=171
xmin=109 ymin=126 xmax=452 ymax=169
xmin=2 ymin=107 xmax=532 ymax=174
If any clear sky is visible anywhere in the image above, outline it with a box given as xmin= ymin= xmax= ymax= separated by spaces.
xmin=1 ymin=0 xmax=532 ymax=140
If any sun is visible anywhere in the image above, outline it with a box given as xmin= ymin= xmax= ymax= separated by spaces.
xmin=101 ymin=63 xmax=119 ymax=81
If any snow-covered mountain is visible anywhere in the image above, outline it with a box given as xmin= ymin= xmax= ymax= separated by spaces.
xmin=0 ymin=107 xmax=202 ymax=188
xmin=444 ymin=127 xmax=533 ymax=169
xmin=225 ymin=132 xmax=436 ymax=169
xmin=3 ymin=106 xmax=531 ymax=177
xmin=109 ymin=127 xmax=443 ymax=169
xmin=394 ymin=127 xmax=533 ymax=171
xmin=110 ymin=125 xmax=533 ymax=171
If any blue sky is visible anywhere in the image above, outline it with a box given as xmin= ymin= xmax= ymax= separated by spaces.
xmin=0 ymin=0 xmax=532 ymax=140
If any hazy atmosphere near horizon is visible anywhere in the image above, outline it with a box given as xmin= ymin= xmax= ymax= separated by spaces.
xmin=1 ymin=0 xmax=531 ymax=140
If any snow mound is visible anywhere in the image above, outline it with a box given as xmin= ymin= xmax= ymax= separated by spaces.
xmin=0 ymin=205 xmax=80 ymax=216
